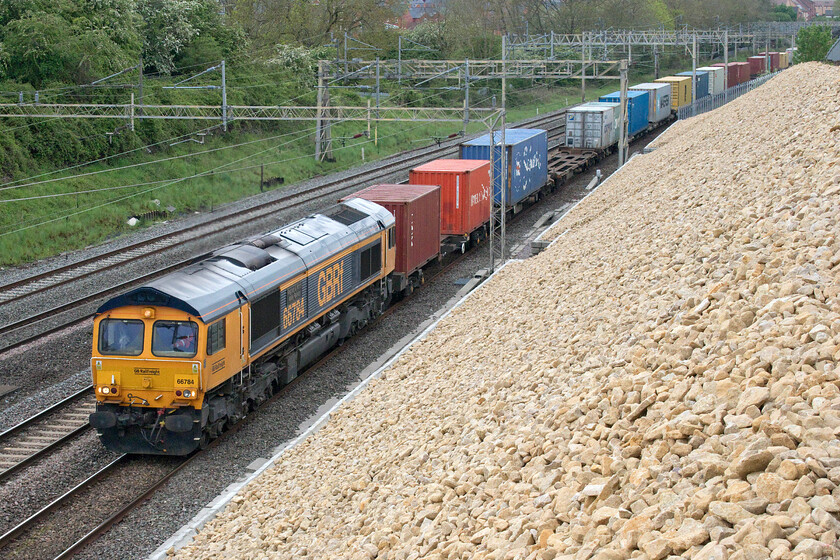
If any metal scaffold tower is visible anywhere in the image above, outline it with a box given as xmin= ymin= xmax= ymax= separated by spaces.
xmin=505 ymin=21 xmax=840 ymax=58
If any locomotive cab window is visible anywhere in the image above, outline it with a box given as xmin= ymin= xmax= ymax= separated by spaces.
xmin=152 ymin=320 xmax=199 ymax=358
xmin=207 ymin=320 xmax=226 ymax=355
xmin=99 ymin=319 xmax=144 ymax=356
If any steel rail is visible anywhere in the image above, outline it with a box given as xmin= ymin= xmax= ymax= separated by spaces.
xmin=48 ymin=232 xmax=485 ymax=560
xmin=0 ymin=119 xmax=566 ymax=356
xmin=8 ymin=139 xmax=590 ymax=557
xmin=0 ymin=387 xmax=96 ymax=483
xmin=0 ymin=385 xmax=92 ymax=441
xmin=0 ymin=109 xmax=565 ymax=308
xmin=0 ymin=455 xmax=130 ymax=551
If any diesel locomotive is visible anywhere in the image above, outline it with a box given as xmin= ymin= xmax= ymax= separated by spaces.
xmin=89 ymin=198 xmax=395 ymax=454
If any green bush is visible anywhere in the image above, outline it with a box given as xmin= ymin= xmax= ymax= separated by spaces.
xmin=795 ymin=25 xmax=835 ymax=63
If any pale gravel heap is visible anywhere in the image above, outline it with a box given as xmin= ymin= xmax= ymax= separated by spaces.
xmin=172 ymin=62 xmax=840 ymax=560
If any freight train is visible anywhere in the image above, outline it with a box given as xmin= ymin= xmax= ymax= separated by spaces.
xmin=91 ymin=57 xmax=755 ymax=454
xmin=566 ymin=51 xmax=790 ymax=151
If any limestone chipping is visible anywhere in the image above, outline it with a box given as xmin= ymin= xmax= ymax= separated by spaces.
xmin=171 ymin=63 xmax=840 ymax=559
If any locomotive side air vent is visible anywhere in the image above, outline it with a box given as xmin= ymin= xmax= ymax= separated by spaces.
xmin=217 ymin=244 xmax=275 ymax=271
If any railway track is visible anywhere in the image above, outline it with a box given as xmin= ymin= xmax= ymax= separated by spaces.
xmin=0 ymin=114 xmax=671 ymax=559
xmin=0 ymin=120 xmax=594 ymax=558
xmin=0 ymin=115 xmax=567 ymax=355
xmin=0 ymin=386 xmax=95 ymax=483
xmin=0 ymin=261 xmax=462 ymax=560
xmin=0 ymin=110 xmax=566 ymax=308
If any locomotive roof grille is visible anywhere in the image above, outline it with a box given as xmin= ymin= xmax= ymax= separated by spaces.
xmin=324 ymin=205 xmax=368 ymax=226
xmin=215 ymin=245 xmax=275 ymax=271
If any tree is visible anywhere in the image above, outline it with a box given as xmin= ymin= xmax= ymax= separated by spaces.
xmin=769 ymin=5 xmax=798 ymax=21
xmin=662 ymin=0 xmax=772 ymax=27
xmin=795 ymin=24 xmax=834 ymax=62
xmin=231 ymin=0 xmax=393 ymax=49
xmin=138 ymin=0 xmax=243 ymax=74
xmin=0 ymin=0 xmax=141 ymax=86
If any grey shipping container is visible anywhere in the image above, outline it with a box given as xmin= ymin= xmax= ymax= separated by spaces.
xmin=629 ymin=83 xmax=672 ymax=123
xmin=697 ymin=66 xmax=725 ymax=95
xmin=565 ymin=102 xmax=619 ymax=150
xmin=458 ymin=128 xmax=548 ymax=207
xmin=676 ymin=70 xmax=709 ymax=99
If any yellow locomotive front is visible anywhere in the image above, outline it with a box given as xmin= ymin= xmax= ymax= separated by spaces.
xmin=90 ymin=303 xmax=209 ymax=454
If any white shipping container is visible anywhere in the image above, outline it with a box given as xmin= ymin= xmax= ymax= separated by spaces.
xmin=565 ymin=102 xmax=619 ymax=150
xmin=629 ymin=83 xmax=672 ymax=123
xmin=698 ymin=66 xmax=725 ymax=95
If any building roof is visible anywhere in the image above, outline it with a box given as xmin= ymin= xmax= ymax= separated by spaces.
xmin=827 ymin=37 xmax=840 ymax=62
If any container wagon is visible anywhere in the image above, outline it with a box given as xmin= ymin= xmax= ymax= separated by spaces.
xmin=565 ymin=103 xmax=619 ymax=151
xmin=459 ymin=128 xmax=548 ymax=210
xmin=747 ymin=56 xmax=766 ymax=76
xmin=409 ymin=159 xmax=492 ymax=252
xmin=629 ymin=83 xmax=671 ymax=124
xmin=654 ymin=76 xmax=692 ymax=109
xmin=714 ymin=62 xmax=750 ymax=86
xmin=598 ymin=90 xmax=650 ymax=136
xmin=697 ymin=66 xmax=725 ymax=95
xmin=676 ymin=71 xmax=709 ymax=99
xmin=786 ymin=48 xmax=796 ymax=66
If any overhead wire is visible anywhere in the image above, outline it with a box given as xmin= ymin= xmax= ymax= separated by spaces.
xmin=0 ymin=116 xmax=453 ymax=236
xmin=0 ymin=55 xmax=526 ymax=197
xmin=0 ymin=127 xmax=317 ymax=236
xmin=0 ymin=127 xmax=314 ymax=193
xmin=0 ymin=67 xmax=486 ymax=200
xmin=0 ymin=125 xmax=223 ymax=189
xmin=0 ymin=117 xmax=439 ymax=204
xmin=0 ymin=47 xmax=520 ymax=233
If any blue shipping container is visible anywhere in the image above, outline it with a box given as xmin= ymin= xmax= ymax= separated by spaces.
xmin=598 ymin=90 xmax=650 ymax=136
xmin=676 ymin=71 xmax=709 ymax=99
xmin=459 ymin=128 xmax=548 ymax=207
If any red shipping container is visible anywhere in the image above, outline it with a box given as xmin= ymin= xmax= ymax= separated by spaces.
xmin=732 ymin=62 xmax=750 ymax=84
xmin=760 ymin=52 xmax=781 ymax=72
xmin=711 ymin=63 xmax=740 ymax=88
xmin=747 ymin=56 xmax=765 ymax=76
xmin=341 ymin=184 xmax=440 ymax=276
xmin=409 ymin=159 xmax=492 ymax=237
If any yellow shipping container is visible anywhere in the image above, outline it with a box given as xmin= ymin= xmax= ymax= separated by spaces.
xmin=654 ymin=76 xmax=692 ymax=109
xmin=779 ymin=52 xmax=789 ymax=69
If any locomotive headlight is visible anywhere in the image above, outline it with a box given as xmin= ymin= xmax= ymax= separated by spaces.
xmin=100 ymin=386 xmax=109 ymax=394
xmin=183 ymin=389 xmax=192 ymax=398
